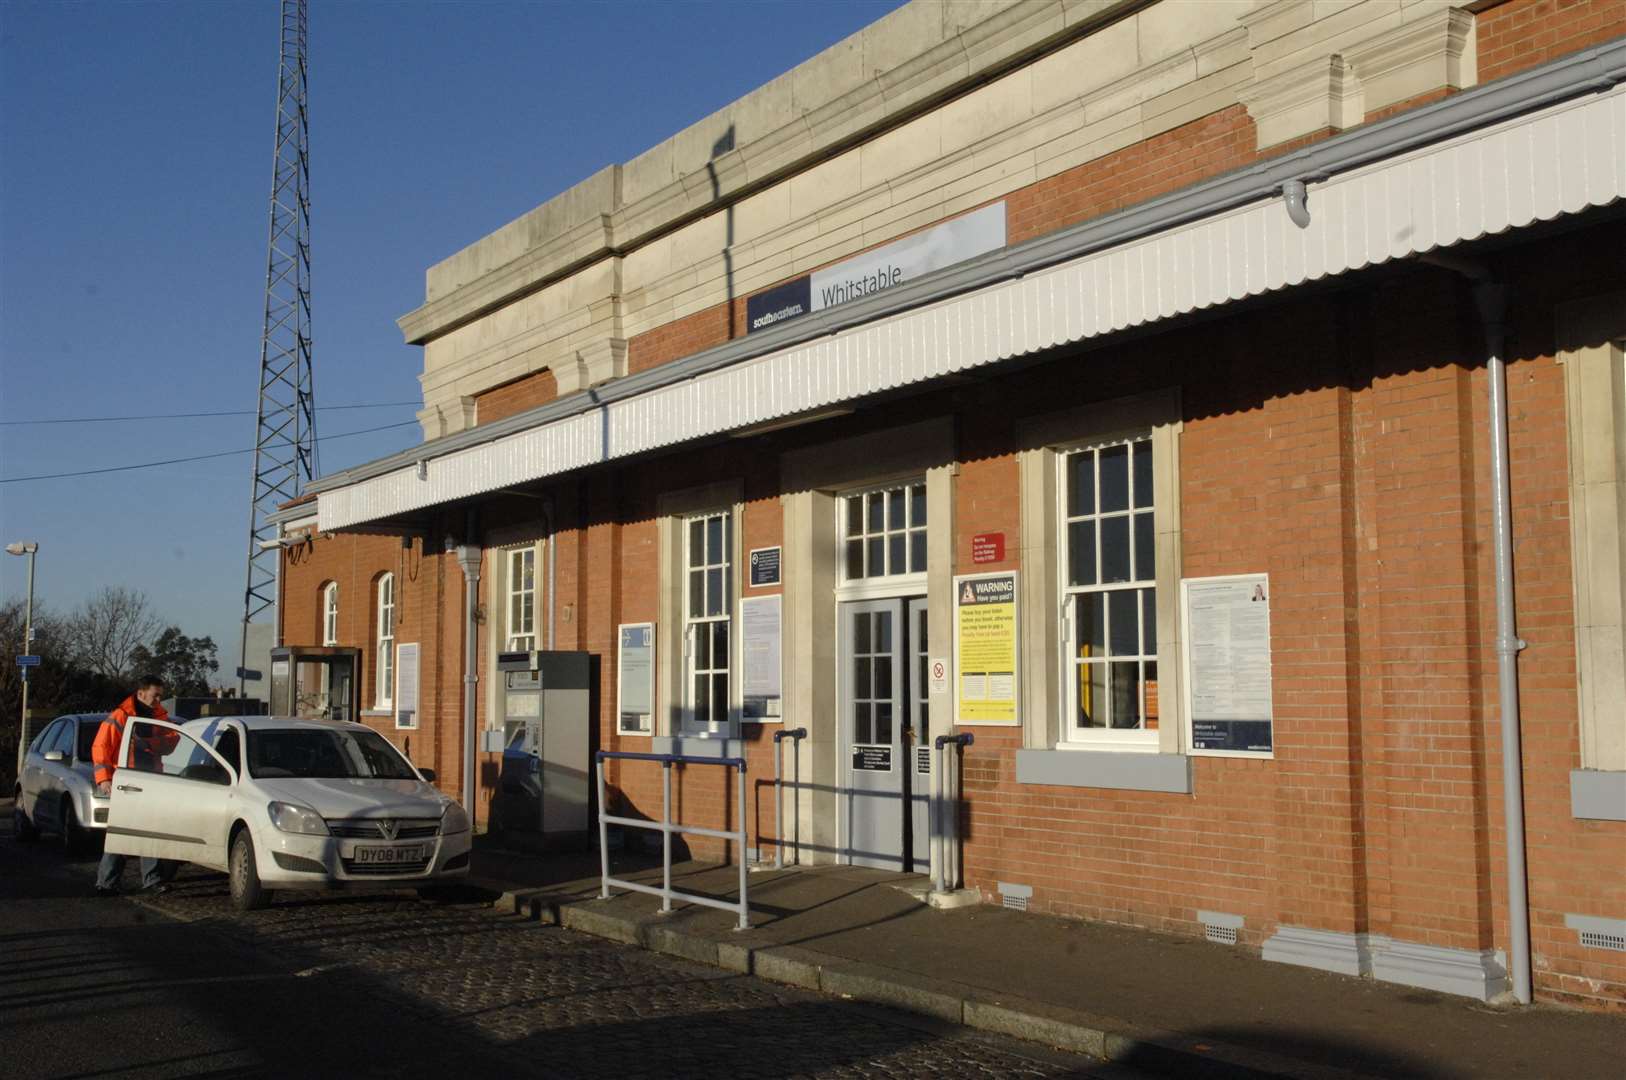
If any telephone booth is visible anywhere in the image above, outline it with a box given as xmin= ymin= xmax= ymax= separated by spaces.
xmin=269 ymin=645 xmax=361 ymax=723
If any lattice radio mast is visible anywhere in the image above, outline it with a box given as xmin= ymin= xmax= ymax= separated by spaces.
xmin=239 ymin=0 xmax=314 ymax=691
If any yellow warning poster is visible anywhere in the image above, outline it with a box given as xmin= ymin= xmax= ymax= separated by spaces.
xmin=954 ymin=571 xmax=1019 ymax=725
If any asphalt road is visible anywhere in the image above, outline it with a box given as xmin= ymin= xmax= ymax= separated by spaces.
xmin=1 ymin=807 xmax=1114 ymax=1080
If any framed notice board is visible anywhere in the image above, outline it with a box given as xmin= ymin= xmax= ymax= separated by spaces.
xmin=617 ymin=623 xmax=654 ymax=734
xmin=953 ymin=571 xmax=1020 ymax=726
xmin=394 ymin=643 xmax=420 ymax=730
xmin=1181 ymin=574 xmax=1274 ymax=757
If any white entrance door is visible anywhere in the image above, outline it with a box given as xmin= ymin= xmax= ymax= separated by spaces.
xmin=841 ymin=597 xmax=929 ymax=872
xmin=103 ymin=719 xmax=237 ymax=871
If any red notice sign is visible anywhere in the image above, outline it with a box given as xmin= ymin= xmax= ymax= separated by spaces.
xmin=971 ymin=532 xmax=1004 ymax=564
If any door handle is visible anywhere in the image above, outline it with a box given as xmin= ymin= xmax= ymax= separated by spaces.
xmin=117 ymin=784 xmax=143 ymax=793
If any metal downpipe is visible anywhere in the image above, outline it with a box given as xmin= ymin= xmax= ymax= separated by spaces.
xmin=452 ymin=511 xmax=483 ymax=814
xmin=1477 ymin=281 xmax=1532 ymax=1004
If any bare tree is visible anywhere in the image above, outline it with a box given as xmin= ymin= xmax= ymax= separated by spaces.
xmin=65 ymin=586 xmax=160 ymax=683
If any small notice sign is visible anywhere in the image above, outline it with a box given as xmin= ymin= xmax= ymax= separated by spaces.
xmin=851 ymin=745 xmax=893 ymax=772
xmin=971 ymin=533 xmax=1004 ymax=564
xmin=929 ymin=657 xmax=948 ymax=696
xmin=954 ymin=571 xmax=1019 ymax=726
xmin=749 ymin=546 xmax=781 ymax=587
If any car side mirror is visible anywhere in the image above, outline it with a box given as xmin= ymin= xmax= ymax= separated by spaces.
xmin=43 ymin=750 xmax=66 ymax=763
xmin=417 ymin=767 xmax=436 ymax=783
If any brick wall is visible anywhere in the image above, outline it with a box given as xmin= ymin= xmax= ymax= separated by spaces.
xmin=1477 ymin=0 xmax=1626 ymax=84
xmin=475 ymin=368 xmax=558 ymax=426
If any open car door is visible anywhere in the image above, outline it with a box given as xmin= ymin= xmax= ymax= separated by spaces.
xmin=102 ymin=719 xmax=237 ymax=872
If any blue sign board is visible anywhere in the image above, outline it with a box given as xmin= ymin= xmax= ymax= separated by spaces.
xmin=16 ymin=654 xmax=40 ymax=667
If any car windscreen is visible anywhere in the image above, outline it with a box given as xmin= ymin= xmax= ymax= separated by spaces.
xmin=246 ymin=727 xmax=419 ymax=780
xmin=76 ymin=719 xmax=100 ymax=762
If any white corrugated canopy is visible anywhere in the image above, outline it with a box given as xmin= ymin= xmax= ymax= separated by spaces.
xmin=319 ymin=82 xmax=1625 ymax=531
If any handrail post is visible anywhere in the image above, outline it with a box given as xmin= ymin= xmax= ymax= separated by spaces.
xmin=772 ymin=728 xmax=806 ymax=870
xmin=661 ymin=761 xmax=673 ymax=913
xmin=774 ymin=732 xmax=783 ymax=870
xmin=736 ymin=763 xmax=748 ymax=930
xmin=597 ymin=758 xmax=610 ymax=899
xmin=792 ymin=734 xmax=801 ymax=866
xmin=933 ymin=733 xmax=974 ymax=895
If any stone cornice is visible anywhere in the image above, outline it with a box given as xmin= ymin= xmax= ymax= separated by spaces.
xmin=396 ymin=0 xmax=1144 ymax=347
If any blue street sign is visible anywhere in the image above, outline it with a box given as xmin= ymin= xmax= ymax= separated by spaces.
xmin=16 ymin=655 xmax=41 ymax=667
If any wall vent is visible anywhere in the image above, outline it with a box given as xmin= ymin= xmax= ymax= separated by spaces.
xmin=1567 ymin=914 xmax=1626 ymax=953
xmin=1198 ymin=909 xmax=1244 ymax=946
xmin=997 ymin=881 xmax=1032 ymax=911
xmin=1580 ymin=929 xmax=1626 ymax=953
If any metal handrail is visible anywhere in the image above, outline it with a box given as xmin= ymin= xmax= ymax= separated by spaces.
xmin=595 ymin=749 xmax=752 ymax=930
xmin=932 ymin=732 xmax=975 ymax=895
xmin=771 ymin=728 xmax=807 ymax=870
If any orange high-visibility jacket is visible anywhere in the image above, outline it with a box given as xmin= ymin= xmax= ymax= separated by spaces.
xmin=91 ymin=696 xmax=177 ymax=785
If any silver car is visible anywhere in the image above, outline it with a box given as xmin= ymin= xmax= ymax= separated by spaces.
xmin=14 ymin=713 xmax=110 ymax=853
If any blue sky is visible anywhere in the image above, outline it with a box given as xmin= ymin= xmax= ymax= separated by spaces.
xmin=1 ymin=0 xmax=905 ymax=671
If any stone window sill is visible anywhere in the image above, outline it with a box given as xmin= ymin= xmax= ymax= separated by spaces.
xmin=1015 ymin=748 xmax=1192 ymax=793
xmin=1571 ymin=769 xmax=1626 ymax=821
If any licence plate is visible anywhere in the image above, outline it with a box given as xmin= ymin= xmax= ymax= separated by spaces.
xmin=353 ymin=844 xmax=427 ymax=864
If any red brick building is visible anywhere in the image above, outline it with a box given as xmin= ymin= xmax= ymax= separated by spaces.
xmin=273 ymin=0 xmax=1626 ymax=1010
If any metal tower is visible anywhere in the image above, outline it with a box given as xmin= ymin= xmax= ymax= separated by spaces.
xmin=240 ymin=0 xmax=313 ymax=687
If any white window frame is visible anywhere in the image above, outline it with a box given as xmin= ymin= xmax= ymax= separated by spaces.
xmin=682 ymin=510 xmax=734 ymax=736
xmin=838 ymin=478 xmax=929 ymax=588
xmin=322 ymin=582 xmax=338 ymax=646
xmin=504 ymin=546 xmax=537 ymax=653
xmin=375 ymin=573 xmax=395 ymax=709
xmin=1017 ymin=390 xmax=1184 ymax=763
xmin=1057 ymin=433 xmax=1160 ymax=751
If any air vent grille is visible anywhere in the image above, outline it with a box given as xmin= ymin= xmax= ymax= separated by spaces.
xmin=1205 ymin=924 xmax=1238 ymax=946
xmin=1580 ymin=929 xmax=1626 ymax=953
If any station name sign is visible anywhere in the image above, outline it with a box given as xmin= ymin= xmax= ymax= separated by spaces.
xmin=745 ymin=202 xmax=1006 ymax=334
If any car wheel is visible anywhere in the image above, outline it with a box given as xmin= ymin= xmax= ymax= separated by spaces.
xmin=229 ymin=830 xmax=272 ymax=912
xmin=13 ymin=790 xmax=39 ymax=842
xmin=60 ymin=798 xmax=88 ymax=856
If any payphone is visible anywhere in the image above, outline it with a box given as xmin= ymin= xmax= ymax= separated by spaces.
xmin=488 ymin=650 xmax=592 ymax=839
xmin=269 ymin=646 xmax=360 ymax=723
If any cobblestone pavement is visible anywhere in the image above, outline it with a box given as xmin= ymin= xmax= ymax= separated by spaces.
xmin=24 ymin=847 xmax=1110 ymax=1079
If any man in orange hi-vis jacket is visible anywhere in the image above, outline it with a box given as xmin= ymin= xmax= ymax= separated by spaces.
xmin=93 ymin=675 xmax=181 ymax=896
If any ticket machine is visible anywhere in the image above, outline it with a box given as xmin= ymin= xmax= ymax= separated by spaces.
xmin=488 ymin=650 xmax=593 ymax=840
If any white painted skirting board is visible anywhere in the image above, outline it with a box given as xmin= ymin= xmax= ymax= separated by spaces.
xmin=1261 ymin=925 xmax=1371 ymax=978
xmin=1263 ymin=925 xmax=1509 ymax=1001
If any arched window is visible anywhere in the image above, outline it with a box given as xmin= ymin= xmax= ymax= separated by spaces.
xmin=375 ymin=573 xmax=396 ymax=708
xmin=322 ymin=582 xmax=339 ymax=646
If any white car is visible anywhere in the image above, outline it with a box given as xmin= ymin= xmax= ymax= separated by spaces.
xmin=100 ymin=715 xmax=471 ymax=910
xmin=14 ymin=713 xmax=110 ymax=853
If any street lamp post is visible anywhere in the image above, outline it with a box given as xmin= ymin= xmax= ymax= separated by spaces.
xmin=6 ymin=541 xmax=38 ymax=783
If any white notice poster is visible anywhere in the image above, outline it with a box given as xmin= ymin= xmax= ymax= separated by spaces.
xmin=741 ymin=594 xmax=783 ymax=720
xmin=617 ymin=623 xmax=654 ymax=733
xmin=394 ymin=643 xmax=420 ymax=730
xmin=1182 ymin=574 xmax=1274 ymax=757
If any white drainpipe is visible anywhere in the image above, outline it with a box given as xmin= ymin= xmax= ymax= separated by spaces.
xmin=1421 ymin=256 xmax=1530 ymax=1003
xmin=1476 ymin=279 xmax=1532 ymax=1005
xmin=451 ymin=525 xmax=483 ymax=814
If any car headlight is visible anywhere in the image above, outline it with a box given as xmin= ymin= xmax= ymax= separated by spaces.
xmin=267 ymin=801 xmax=330 ymax=836
xmin=440 ymin=801 xmax=470 ymax=835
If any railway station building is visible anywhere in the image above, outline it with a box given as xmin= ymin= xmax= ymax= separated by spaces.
xmin=271 ymin=0 xmax=1626 ymax=1010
